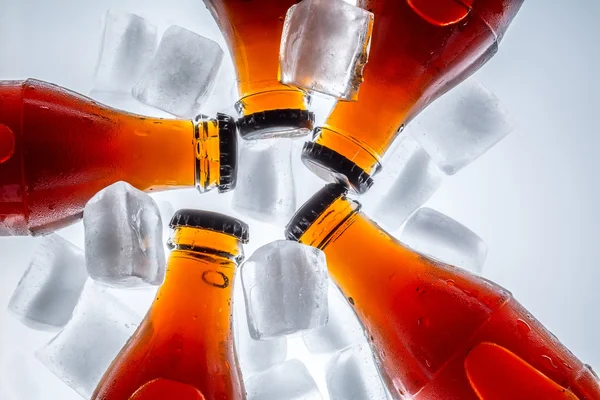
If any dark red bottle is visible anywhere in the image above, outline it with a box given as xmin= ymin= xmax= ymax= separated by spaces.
xmin=0 ymin=79 xmax=237 ymax=236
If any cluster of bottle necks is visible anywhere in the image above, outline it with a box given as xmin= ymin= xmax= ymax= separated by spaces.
xmin=0 ymin=0 xmax=599 ymax=399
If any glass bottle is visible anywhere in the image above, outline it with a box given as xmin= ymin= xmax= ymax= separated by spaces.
xmin=285 ymin=184 xmax=600 ymax=399
xmin=92 ymin=209 xmax=249 ymax=400
xmin=301 ymin=0 xmax=524 ymax=193
xmin=202 ymin=0 xmax=314 ymax=139
xmin=0 ymin=79 xmax=237 ymax=236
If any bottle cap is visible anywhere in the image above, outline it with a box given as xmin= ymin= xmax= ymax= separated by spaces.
xmin=170 ymin=209 xmax=250 ymax=243
xmin=301 ymin=142 xmax=373 ymax=194
xmin=285 ymin=183 xmax=348 ymax=242
xmin=216 ymin=113 xmax=238 ymax=193
xmin=236 ymin=109 xmax=314 ymax=140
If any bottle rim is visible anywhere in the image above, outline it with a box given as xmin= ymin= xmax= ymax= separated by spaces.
xmin=170 ymin=209 xmax=249 ymax=243
xmin=284 ymin=183 xmax=348 ymax=242
xmin=216 ymin=113 xmax=238 ymax=193
xmin=236 ymin=109 xmax=314 ymax=140
xmin=301 ymin=141 xmax=374 ymax=194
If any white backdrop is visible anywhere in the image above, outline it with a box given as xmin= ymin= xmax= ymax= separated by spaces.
xmin=0 ymin=0 xmax=598 ymax=399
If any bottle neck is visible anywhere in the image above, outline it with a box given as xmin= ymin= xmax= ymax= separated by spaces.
xmin=152 ymin=227 xmax=242 ymax=324
xmin=297 ymin=196 xmax=361 ymax=250
xmin=193 ymin=118 xmax=221 ymax=193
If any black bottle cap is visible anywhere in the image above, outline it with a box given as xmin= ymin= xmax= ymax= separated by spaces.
xmin=217 ymin=113 xmax=238 ymax=193
xmin=236 ymin=109 xmax=315 ymax=140
xmin=285 ymin=183 xmax=348 ymax=242
xmin=170 ymin=209 xmax=250 ymax=243
xmin=301 ymin=142 xmax=374 ymax=194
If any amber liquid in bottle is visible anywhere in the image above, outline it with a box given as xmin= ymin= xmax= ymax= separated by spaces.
xmin=287 ymin=185 xmax=600 ymax=400
xmin=203 ymin=0 xmax=313 ymax=138
xmin=304 ymin=0 xmax=524 ymax=192
xmin=0 ymin=79 xmax=232 ymax=236
xmin=92 ymin=211 xmax=247 ymax=400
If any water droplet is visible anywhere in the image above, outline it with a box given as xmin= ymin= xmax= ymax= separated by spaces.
xmin=446 ymin=279 xmax=455 ymax=286
xmin=425 ymin=359 xmax=432 ymax=368
xmin=541 ymin=355 xmax=558 ymax=369
xmin=516 ymin=319 xmax=531 ymax=334
xmin=0 ymin=123 xmax=16 ymax=164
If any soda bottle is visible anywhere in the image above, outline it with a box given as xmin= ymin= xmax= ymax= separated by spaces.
xmin=92 ymin=209 xmax=248 ymax=400
xmin=285 ymin=184 xmax=600 ymax=399
xmin=202 ymin=0 xmax=314 ymax=139
xmin=301 ymin=0 xmax=524 ymax=193
xmin=0 ymin=79 xmax=237 ymax=236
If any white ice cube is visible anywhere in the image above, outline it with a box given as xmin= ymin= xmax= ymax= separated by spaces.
xmin=245 ymin=359 xmax=323 ymax=400
xmin=232 ymin=138 xmax=296 ymax=224
xmin=362 ymin=135 xmax=445 ymax=232
xmin=84 ymin=181 xmax=166 ymax=288
xmin=326 ymin=344 xmax=390 ymax=400
xmin=400 ymin=207 xmax=488 ymax=274
xmin=410 ymin=79 xmax=515 ymax=175
xmin=92 ymin=10 xmax=158 ymax=93
xmin=35 ymin=280 xmax=141 ymax=399
xmin=8 ymin=234 xmax=88 ymax=331
xmin=241 ymin=240 xmax=328 ymax=339
xmin=280 ymin=0 xmax=374 ymax=100
xmin=303 ymin=284 xmax=366 ymax=354
xmin=132 ymin=25 xmax=224 ymax=118
xmin=234 ymin=274 xmax=287 ymax=376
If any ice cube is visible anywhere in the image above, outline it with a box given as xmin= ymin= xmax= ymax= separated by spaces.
xmin=303 ymin=284 xmax=366 ymax=354
xmin=326 ymin=344 xmax=389 ymax=400
xmin=232 ymin=138 xmax=296 ymax=224
xmin=8 ymin=234 xmax=88 ymax=331
xmin=92 ymin=10 xmax=158 ymax=93
xmin=241 ymin=240 xmax=328 ymax=339
xmin=132 ymin=25 xmax=224 ymax=118
xmin=84 ymin=181 xmax=166 ymax=288
xmin=233 ymin=274 xmax=287 ymax=375
xmin=410 ymin=79 xmax=515 ymax=175
xmin=280 ymin=0 xmax=373 ymax=100
xmin=88 ymin=90 xmax=173 ymax=118
xmin=361 ymin=135 xmax=445 ymax=232
xmin=245 ymin=359 xmax=323 ymax=400
xmin=155 ymin=199 xmax=175 ymax=253
xmin=399 ymin=207 xmax=488 ymax=274
xmin=35 ymin=280 xmax=141 ymax=399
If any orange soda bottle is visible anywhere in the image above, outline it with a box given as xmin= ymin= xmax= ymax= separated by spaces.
xmin=92 ymin=209 xmax=248 ymax=400
xmin=302 ymin=0 xmax=524 ymax=193
xmin=0 ymin=79 xmax=237 ymax=236
xmin=285 ymin=184 xmax=600 ymax=399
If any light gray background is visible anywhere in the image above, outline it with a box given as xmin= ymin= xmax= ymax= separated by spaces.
xmin=0 ymin=0 xmax=599 ymax=399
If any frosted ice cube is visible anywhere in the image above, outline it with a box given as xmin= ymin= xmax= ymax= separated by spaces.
xmin=410 ymin=79 xmax=515 ymax=175
xmin=303 ymin=284 xmax=366 ymax=354
xmin=132 ymin=25 xmax=224 ymax=118
xmin=8 ymin=234 xmax=88 ymax=330
xmin=361 ymin=135 xmax=444 ymax=232
xmin=92 ymin=10 xmax=158 ymax=93
xmin=88 ymin=90 xmax=173 ymax=118
xmin=400 ymin=207 xmax=488 ymax=274
xmin=155 ymin=199 xmax=175 ymax=253
xmin=280 ymin=0 xmax=373 ymax=100
xmin=35 ymin=280 xmax=140 ymax=399
xmin=234 ymin=274 xmax=287 ymax=375
xmin=232 ymin=138 xmax=296 ymax=224
xmin=326 ymin=344 xmax=390 ymax=400
xmin=84 ymin=181 xmax=166 ymax=288
xmin=245 ymin=359 xmax=322 ymax=400
xmin=241 ymin=240 xmax=328 ymax=339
